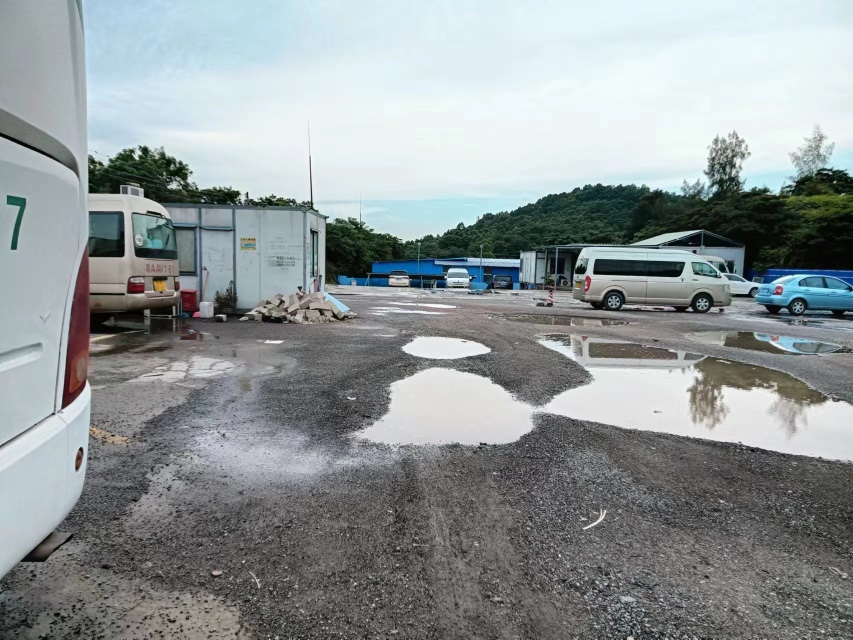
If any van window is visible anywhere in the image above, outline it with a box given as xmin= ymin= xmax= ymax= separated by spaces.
xmin=691 ymin=262 xmax=718 ymax=277
xmin=574 ymin=257 xmax=588 ymax=275
xmin=647 ymin=261 xmax=685 ymax=278
xmin=593 ymin=259 xmax=647 ymax=276
xmin=88 ymin=211 xmax=125 ymax=258
xmin=132 ymin=212 xmax=177 ymax=259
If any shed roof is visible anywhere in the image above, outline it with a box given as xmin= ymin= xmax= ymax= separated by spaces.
xmin=434 ymin=257 xmax=520 ymax=268
xmin=632 ymin=229 xmax=743 ymax=248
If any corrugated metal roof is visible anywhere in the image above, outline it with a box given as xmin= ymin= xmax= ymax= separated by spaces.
xmin=632 ymin=229 xmax=743 ymax=247
xmin=631 ymin=230 xmax=703 ymax=245
xmin=435 ymin=257 xmax=520 ymax=267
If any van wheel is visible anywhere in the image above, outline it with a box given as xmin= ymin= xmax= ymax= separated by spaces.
xmin=788 ymin=299 xmax=807 ymax=316
xmin=603 ymin=291 xmax=624 ymax=311
xmin=589 ymin=302 xmax=603 ymax=310
xmin=748 ymin=287 xmax=758 ymax=298
xmin=691 ymin=294 xmax=713 ymax=313
xmin=831 ymin=310 xmax=846 ymax=317
xmin=90 ymin=313 xmax=111 ymax=327
xmin=674 ymin=306 xmax=688 ymax=312
xmin=764 ymin=305 xmax=781 ymax=314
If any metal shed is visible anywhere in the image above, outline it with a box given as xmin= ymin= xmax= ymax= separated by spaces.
xmin=631 ymin=230 xmax=745 ymax=275
xmin=370 ymin=257 xmax=520 ymax=284
xmin=165 ymin=203 xmax=326 ymax=310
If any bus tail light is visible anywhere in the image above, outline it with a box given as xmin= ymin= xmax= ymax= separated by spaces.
xmin=127 ymin=276 xmax=145 ymax=294
xmin=174 ymin=276 xmax=180 ymax=292
xmin=773 ymin=285 xmax=784 ymax=295
xmin=62 ymin=251 xmax=90 ymax=409
xmin=584 ymin=276 xmax=591 ymax=292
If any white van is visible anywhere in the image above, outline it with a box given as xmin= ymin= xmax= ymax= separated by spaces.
xmin=0 ymin=3 xmax=90 ymax=577
xmin=573 ymin=247 xmax=731 ymax=312
xmin=445 ymin=268 xmax=471 ymax=289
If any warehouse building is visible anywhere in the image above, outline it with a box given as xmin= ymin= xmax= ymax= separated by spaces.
xmin=165 ymin=203 xmax=326 ymax=310
xmin=520 ymin=229 xmax=745 ymax=288
xmin=364 ymin=256 xmax=521 ymax=287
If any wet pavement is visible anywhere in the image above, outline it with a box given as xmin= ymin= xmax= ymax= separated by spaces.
xmin=499 ymin=313 xmax=629 ymax=326
xmin=3 ymin=290 xmax=853 ymax=639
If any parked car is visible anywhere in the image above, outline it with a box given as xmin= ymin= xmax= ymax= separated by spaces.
xmin=488 ymin=275 xmax=513 ymax=290
xmin=388 ymin=270 xmax=411 ymax=287
xmin=572 ymin=247 xmax=731 ymax=312
xmin=723 ymin=273 xmax=759 ymax=297
xmin=445 ymin=268 xmax=471 ymax=288
xmin=755 ymin=275 xmax=853 ymax=316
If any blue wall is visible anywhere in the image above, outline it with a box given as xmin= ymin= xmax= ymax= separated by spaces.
xmin=371 ymin=259 xmax=519 ymax=284
xmin=750 ymin=268 xmax=853 ymax=286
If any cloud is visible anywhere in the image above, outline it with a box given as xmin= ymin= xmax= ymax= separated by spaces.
xmin=86 ymin=0 xmax=853 ymax=236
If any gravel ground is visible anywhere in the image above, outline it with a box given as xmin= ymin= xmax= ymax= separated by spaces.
xmin=1 ymin=289 xmax=852 ymax=639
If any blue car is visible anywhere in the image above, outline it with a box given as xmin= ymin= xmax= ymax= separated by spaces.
xmin=755 ymin=275 xmax=853 ymax=316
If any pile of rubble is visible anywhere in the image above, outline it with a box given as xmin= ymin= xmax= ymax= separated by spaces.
xmin=240 ymin=291 xmax=356 ymax=324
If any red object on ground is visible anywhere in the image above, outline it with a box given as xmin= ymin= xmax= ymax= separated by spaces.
xmin=181 ymin=289 xmax=198 ymax=313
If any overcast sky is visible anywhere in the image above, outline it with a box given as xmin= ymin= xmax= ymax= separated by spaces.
xmin=85 ymin=0 xmax=852 ymax=239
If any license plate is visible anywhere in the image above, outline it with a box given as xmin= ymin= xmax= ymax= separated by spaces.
xmin=153 ymin=279 xmax=167 ymax=292
xmin=574 ymin=281 xmax=581 ymax=289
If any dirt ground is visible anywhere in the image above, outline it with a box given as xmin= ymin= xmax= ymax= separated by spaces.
xmin=2 ymin=288 xmax=853 ymax=639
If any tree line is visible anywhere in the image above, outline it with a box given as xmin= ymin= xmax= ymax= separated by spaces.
xmin=89 ymin=127 xmax=852 ymax=279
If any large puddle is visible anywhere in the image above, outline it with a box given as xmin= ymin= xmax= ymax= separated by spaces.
xmin=692 ymin=331 xmax=847 ymax=355
xmin=501 ymin=314 xmax=629 ymax=327
xmin=403 ymin=337 xmax=490 ymax=359
xmin=540 ymin=336 xmax=853 ymax=460
xmin=356 ymin=368 xmax=534 ymax=445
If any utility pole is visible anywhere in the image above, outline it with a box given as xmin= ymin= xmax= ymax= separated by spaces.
xmin=417 ymin=241 xmax=421 ymax=289
xmin=359 ymin=194 xmax=362 ymax=226
xmin=480 ymin=244 xmax=484 ymax=285
xmin=308 ymin=121 xmax=314 ymax=207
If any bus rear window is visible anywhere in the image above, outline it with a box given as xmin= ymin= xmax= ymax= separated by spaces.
xmin=88 ymin=211 xmax=125 ymax=258
xmin=132 ymin=212 xmax=177 ymax=259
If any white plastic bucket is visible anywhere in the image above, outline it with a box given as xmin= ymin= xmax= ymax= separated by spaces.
xmin=199 ymin=301 xmax=215 ymax=319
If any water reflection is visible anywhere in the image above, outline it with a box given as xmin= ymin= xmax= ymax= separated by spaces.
xmin=540 ymin=336 xmax=853 ymax=460
xmin=692 ymin=331 xmax=845 ymax=355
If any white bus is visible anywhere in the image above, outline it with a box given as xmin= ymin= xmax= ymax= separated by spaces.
xmin=0 ymin=2 xmax=91 ymax=577
xmin=89 ymin=191 xmax=181 ymax=323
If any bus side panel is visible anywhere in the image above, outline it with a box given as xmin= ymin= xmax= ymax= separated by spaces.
xmin=0 ymin=139 xmax=82 ymax=442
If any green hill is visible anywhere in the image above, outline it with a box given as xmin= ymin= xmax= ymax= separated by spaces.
xmin=403 ymin=183 xmax=650 ymax=258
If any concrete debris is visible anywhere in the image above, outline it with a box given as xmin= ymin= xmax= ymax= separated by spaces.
xmin=240 ymin=290 xmax=358 ymax=324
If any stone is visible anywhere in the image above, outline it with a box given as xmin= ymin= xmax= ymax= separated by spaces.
xmin=298 ymin=297 xmax=312 ymax=310
xmin=308 ymin=301 xmax=333 ymax=311
xmin=305 ymin=309 xmax=321 ymax=321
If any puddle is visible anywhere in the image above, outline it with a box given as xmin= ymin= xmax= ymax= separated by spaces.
xmin=371 ymin=307 xmax=447 ymax=316
xmin=501 ymin=314 xmax=629 ymax=327
xmin=402 ymin=337 xmax=490 ymax=359
xmin=539 ymin=336 xmax=853 ymax=460
xmin=356 ymin=368 xmax=534 ymax=445
xmin=692 ymin=331 xmax=847 ymax=355
xmin=132 ymin=356 xmax=236 ymax=382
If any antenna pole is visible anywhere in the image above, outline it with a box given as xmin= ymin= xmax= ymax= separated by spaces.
xmin=359 ymin=194 xmax=362 ymax=226
xmin=308 ymin=121 xmax=314 ymax=207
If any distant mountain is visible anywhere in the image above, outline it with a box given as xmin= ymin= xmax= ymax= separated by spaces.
xmin=403 ymin=184 xmax=650 ymax=258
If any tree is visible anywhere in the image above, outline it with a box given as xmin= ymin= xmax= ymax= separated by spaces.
xmin=782 ymin=168 xmax=853 ymax=197
xmin=680 ymin=179 xmax=709 ymax=201
xmin=789 ymin=125 xmax=834 ymax=180
xmin=197 ymin=186 xmax=242 ymax=205
xmin=704 ymin=131 xmax=751 ymax=197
